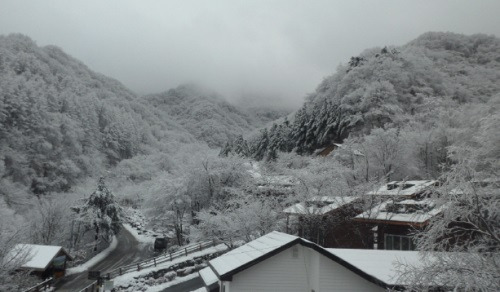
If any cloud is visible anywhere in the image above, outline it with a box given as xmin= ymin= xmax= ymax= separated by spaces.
xmin=1 ymin=0 xmax=499 ymax=108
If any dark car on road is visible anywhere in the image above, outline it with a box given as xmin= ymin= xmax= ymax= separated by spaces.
xmin=154 ymin=237 xmax=168 ymax=251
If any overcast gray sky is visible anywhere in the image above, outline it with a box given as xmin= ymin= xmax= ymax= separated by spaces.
xmin=1 ymin=0 xmax=499 ymax=108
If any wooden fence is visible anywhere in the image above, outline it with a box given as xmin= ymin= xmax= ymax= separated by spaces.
xmin=105 ymin=239 xmax=216 ymax=279
xmin=80 ymin=280 xmax=98 ymax=292
xmin=77 ymin=239 xmax=217 ymax=292
xmin=21 ymin=278 xmax=53 ymax=292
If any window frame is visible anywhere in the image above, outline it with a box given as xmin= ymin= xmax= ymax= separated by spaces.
xmin=384 ymin=234 xmax=415 ymax=250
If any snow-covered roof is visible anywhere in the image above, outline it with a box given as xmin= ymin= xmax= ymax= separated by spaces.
xmin=307 ymin=196 xmax=347 ymax=203
xmin=326 ymin=249 xmax=422 ymax=286
xmin=10 ymin=244 xmax=72 ymax=271
xmin=199 ymin=267 xmax=218 ymax=287
xmin=355 ymin=198 xmax=447 ymax=224
xmin=204 ymin=231 xmax=453 ymax=290
xmin=205 ymin=231 xmax=433 ymax=290
xmin=256 ymin=175 xmax=297 ymax=187
xmin=366 ymin=180 xmax=438 ymax=197
xmin=314 ymin=143 xmax=364 ymax=157
xmin=208 ymin=231 xmax=299 ymax=278
xmin=246 ymin=162 xmax=297 ymax=187
xmin=283 ymin=196 xmax=358 ymax=215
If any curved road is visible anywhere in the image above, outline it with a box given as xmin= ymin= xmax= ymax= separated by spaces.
xmin=55 ymin=227 xmax=152 ymax=291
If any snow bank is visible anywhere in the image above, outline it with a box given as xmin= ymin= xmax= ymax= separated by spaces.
xmin=123 ymin=223 xmax=155 ymax=244
xmin=113 ymin=244 xmax=227 ymax=289
xmin=66 ymin=236 xmax=117 ymax=275
xmin=144 ymin=273 xmax=198 ymax=292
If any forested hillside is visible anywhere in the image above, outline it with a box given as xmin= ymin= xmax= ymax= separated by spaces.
xmin=0 ymin=34 xmax=281 ymax=203
xmin=0 ymin=34 xmax=208 ymax=199
xmin=145 ymin=85 xmax=288 ymax=148
xmin=222 ymin=32 xmax=500 ymax=170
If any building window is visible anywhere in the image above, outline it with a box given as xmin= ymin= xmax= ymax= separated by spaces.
xmin=384 ymin=234 xmax=415 ymax=250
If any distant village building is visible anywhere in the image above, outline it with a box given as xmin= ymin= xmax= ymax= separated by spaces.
xmin=356 ymin=180 xmax=442 ymax=250
xmin=365 ymin=180 xmax=438 ymax=198
xmin=200 ymin=231 xmax=441 ymax=292
xmin=354 ymin=198 xmax=447 ymax=250
xmin=283 ymin=196 xmax=371 ymax=248
xmin=10 ymin=244 xmax=73 ymax=279
xmin=314 ymin=143 xmax=342 ymax=157
xmin=281 ymin=180 xmax=441 ymax=250
xmin=314 ymin=142 xmax=364 ymax=157
xmin=247 ymin=162 xmax=297 ymax=197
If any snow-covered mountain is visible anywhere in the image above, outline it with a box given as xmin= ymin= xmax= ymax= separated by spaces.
xmin=144 ymin=84 xmax=288 ymax=148
xmin=222 ymin=32 xmax=500 ymax=160
xmin=0 ymin=34 xmax=287 ymax=197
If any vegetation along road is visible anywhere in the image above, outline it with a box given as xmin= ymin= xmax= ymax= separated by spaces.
xmin=55 ymin=226 xmax=152 ymax=291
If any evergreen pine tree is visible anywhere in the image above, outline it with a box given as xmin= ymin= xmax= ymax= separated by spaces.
xmin=253 ymin=128 xmax=269 ymax=161
xmin=233 ymin=135 xmax=250 ymax=157
xmin=290 ymin=107 xmax=308 ymax=154
xmin=219 ymin=140 xmax=233 ymax=157
xmin=71 ymin=177 xmax=122 ymax=243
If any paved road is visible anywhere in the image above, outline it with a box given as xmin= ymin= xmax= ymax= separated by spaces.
xmin=55 ymin=227 xmax=152 ymax=291
xmin=161 ymin=276 xmax=204 ymax=292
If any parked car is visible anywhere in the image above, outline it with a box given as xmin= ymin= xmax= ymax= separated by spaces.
xmin=154 ymin=238 xmax=168 ymax=251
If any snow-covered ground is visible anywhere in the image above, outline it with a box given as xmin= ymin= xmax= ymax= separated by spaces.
xmin=123 ymin=208 xmax=175 ymax=245
xmin=113 ymin=244 xmax=227 ymax=291
xmin=66 ymin=236 xmax=118 ymax=275
xmin=123 ymin=223 xmax=155 ymax=244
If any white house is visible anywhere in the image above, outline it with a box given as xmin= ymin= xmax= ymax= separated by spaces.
xmin=199 ymin=231 xmax=429 ymax=292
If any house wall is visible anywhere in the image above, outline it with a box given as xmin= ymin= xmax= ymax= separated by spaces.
xmin=228 ymin=244 xmax=310 ymax=292
xmin=318 ymin=255 xmax=386 ymax=292
xmin=308 ymin=247 xmax=320 ymax=292
xmin=323 ymin=208 xmax=374 ymax=249
xmin=226 ymin=244 xmax=385 ymax=292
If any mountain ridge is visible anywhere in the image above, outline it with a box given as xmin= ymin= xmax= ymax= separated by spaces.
xmin=221 ymin=32 xmax=500 ymax=161
xmin=0 ymin=34 xmax=285 ymax=197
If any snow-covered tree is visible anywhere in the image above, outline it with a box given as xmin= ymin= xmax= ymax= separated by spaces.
xmin=195 ymin=193 xmax=281 ymax=248
xmin=71 ymin=177 xmax=122 ymax=245
xmin=28 ymin=198 xmax=66 ymax=245
xmin=0 ymin=230 xmax=32 ymax=291
xmin=0 ymin=201 xmax=32 ymax=292
xmin=290 ymin=107 xmax=309 ymax=154
xmin=400 ymin=100 xmax=500 ymax=291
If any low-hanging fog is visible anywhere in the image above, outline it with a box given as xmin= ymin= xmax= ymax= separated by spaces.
xmin=1 ymin=0 xmax=500 ymax=107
